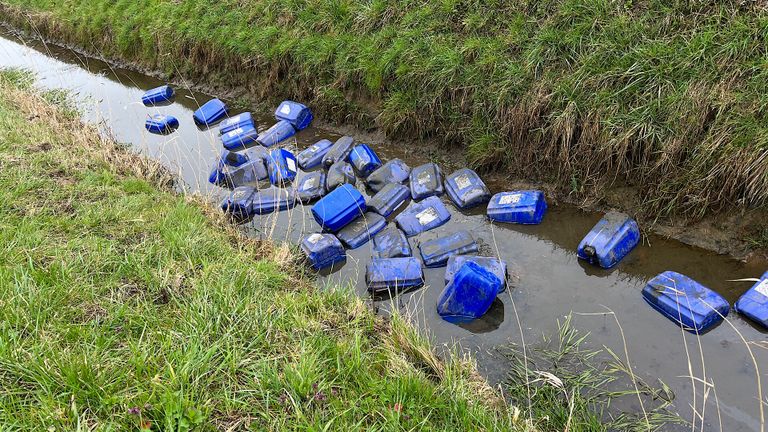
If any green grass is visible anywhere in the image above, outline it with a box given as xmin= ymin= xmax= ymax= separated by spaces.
xmin=0 ymin=69 xmax=522 ymax=430
xmin=2 ymin=0 xmax=767 ymax=219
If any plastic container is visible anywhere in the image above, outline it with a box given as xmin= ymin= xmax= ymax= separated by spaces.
xmin=325 ymin=161 xmax=356 ymax=191
xmin=734 ymin=271 xmax=768 ymax=329
xmin=251 ymin=187 xmax=296 ymax=214
xmin=296 ymin=172 xmax=326 ymax=203
xmin=367 ymin=183 xmax=411 ymax=218
xmin=444 ymin=168 xmax=491 ymax=209
xmin=217 ymin=159 xmax=268 ymax=187
xmin=209 ymin=150 xmax=250 ymax=186
xmin=366 ymin=159 xmax=411 ymax=193
xmin=487 ymin=190 xmax=547 ymax=225
xmin=409 ymin=163 xmax=444 ymax=201
xmin=418 ymin=230 xmax=478 ymax=268
xmin=373 ymin=226 xmax=412 ymax=258
xmin=275 ymin=100 xmax=313 ymax=131
xmin=297 ymin=139 xmax=333 ymax=170
xmin=437 ymin=261 xmax=502 ymax=324
xmin=256 ymin=121 xmax=296 ymax=148
xmin=145 ymin=114 xmax=179 ymax=135
xmin=219 ymin=112 xmax=254 ymax=135
xmin=221 ymin=125 xmax=260 ymax=151
xmin=322 ymin=136 xmax=355 ymax=168
xmin=366 ymin=257 xmax=424 ymax=294
xmin=193 ymin=98 xmax=228 ymax=126
xmin=266 ymin=148 xmax=298 ymax=185
xmin=141 ymin=85 xmax=174 ymax=105
xmin=444 ymin=256 xmax=507 ymax=293
xmin=311 ymin=184 xmax=367 ymax=233
xmin=348 ymin=144 xmax=382 ymax=178
xmin=642 ymin=271 xmax=730 ymax=333
xmin=220 ymin=186 xmax=255 ymax=218
xmin=395 ymin=196 xmax=451 ymax=237
xmin=300 ymin=233 xmax=346 ymax=270
xmin=336 ymin=212 xmax=387 ymax=249
xmin=577 ymin=211 xmax=640 ymax=269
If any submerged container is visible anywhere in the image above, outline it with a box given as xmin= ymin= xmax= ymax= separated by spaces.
xmin=311 ymin=184 xmax=367 ymax=233
xmin=300 ymin=233 xmax=345 ymax=270
xmin=322 ymin=136 xmax=355 ymax=168
xmin=266 ymin=148 xmax=298 ymax=185
xmin=444 ymin=256 xmax=507 ymax=293
xmin=418 ymin=230 xmax=478 ymax=268
xmin=296 ymin=171 xmax=326 ymax=203
xmin=373 ymin=226 xmax=412 ymax=259
xmin=221 ymin=125 xmax=260 ymax=151
xmin=193 ymin=98 xmax=228 ymax=126
xmin=209 ymin=150 xmax=250 ymax=186
xmin=437 ymin=261 xmax=502 ymax=324
xmin=256 ymin=121 xmax=296 ymax=148
xmin=141 ymin=85 xmax=174 ymax=105
xmin=217 ymin=159 xmax=268 ymax=187
xmin=642 ymin=271 xmax=730 ymax=333
xmin=325 ymin=161 xmax=356 ymax=191
xmin=275 ymin=100 xmax=313 ymax=131
xmin=409 ymin=163 xmax=444 ymax=201
xmin=444 ymin=168 xmax=491 ymax=209
xmin=395 ymin=196 xmax=451 ymax=237
xmin=577 ymin=211 xmax=640 ymax=269
xmin=145 ymin=114 xmax=179 ymax=134
xmin=366 ymin=257 xmax=424 ymax=294
xmin=219 ymin=112 xmax=254 ymax=135
xmin=367 ymin=183 xmax=411 ymax=218
xmin=487 ymin=190 xmax=547 ymax=225
xmin=336 ymin=212 xmax=387 ymax=249
xmin=366 ymin=159 xmax=411 ymax=193
xmin=297 ymin=139 xmax=333 ymax=170
xmin=734 ymin=271 xmax=768 ymax=329
xmin=220 ymin=186 xmax=255 ymax=218
xmin=251 ymin=187 xmax=296 ymax=214
xmin=348 ymin=144 xmax=382 ymax=178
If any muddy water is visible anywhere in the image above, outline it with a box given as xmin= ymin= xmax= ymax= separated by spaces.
xmin=2 ymin=28 xmax=767 ymax=431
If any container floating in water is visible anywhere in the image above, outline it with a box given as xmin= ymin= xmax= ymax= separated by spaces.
xmin=577 ymin=211 xmax=640 ymax=269
xmin=221 ymin=125 xmax=260 ymax=151
xmin=336 ymin=212 xmax=387 ymax=249
xmin=251 ymin=187 xmax=296 ymax=215
xmin=395 ymin=196 xmax=451 ymax=237
xmin=256 ymin=121 xmax=296 ymax=148
xmin=311 ymin=184 xmax=366 ymax=233
xmin=193 ymin=98 xmax=228 ymax=126
xmin=301 ymin=233 xmax=346 ymax=270
xmin=366 ymin=159 xmax=411 ymax=193
xmin=366 ymin=257 xmax=424 ymax=294
xmin=266 ymin=148 xmax=298 ymax=186
xmin=219 ymin=112 xmax=255 ymax=135
xmin=437 ymin=261 xmax=502 ymax=324
xmin=444 ymin=256 xmax=507 ymax=293
xmin=323 ymin=136 xmax=355 ymax=168
xmin=642 ymin=271 xmax=729 ymax=333
xmin=209 ymin=149 xmax=250 ymax=186
xmin=216 ymin=159 xmax=268 ymax=188
xmin=444 ymin=168 xmax=491 ymax=209
xmin=419 ymin=230 xmax=478 ymax=268
xmin=367 ymin=183 xmax=411 ymax=218
xmin=297 ymin=139 xmax=333 ymax=170
xmin=735 ymin=271 xmax=768 ymax=329
xmin=296 ymin=171 xmax=327 ymax=203
xmin=349 ymin=144 xmax=382 ymax=178
xmin=220 ymin=186 xmax=255 ymax=218
xmin=275 ymin=100 xmax=313 ymax=131
xmin=409 ymin=163 xmax=444 ymax=201
xmin=145 ymin=114 xmax=179 ymax=135
xmin=141 ymin=85 xmax=174 ymax=106
xmin=487 ymin=190 xmax=547 ymax=225
xmin=373 ymin=225 xmax=412 ymax=258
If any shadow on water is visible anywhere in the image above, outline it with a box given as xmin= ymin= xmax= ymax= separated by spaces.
xmin=2 ymin=26 xmax=768 ymax=432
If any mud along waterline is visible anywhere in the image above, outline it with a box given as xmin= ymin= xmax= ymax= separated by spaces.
xmin=2 ymin=28 xmax=767 ymax=431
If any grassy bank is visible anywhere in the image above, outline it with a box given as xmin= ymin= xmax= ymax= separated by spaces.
xmin=0 ymin=69 xmax=524 ymax=430
xmin=2 ymin=0 xmax=767 ymax=220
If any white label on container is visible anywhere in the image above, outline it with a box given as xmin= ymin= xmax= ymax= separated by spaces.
xmin=280 ymin=104 xmax=292 ymax=115
xmin=307 ymin=233 xmax=323 ymax=244
xmin=303 ymin=177 xmax=317 ymax=189
xmin=755 ymin=279 xmax=768 ymax=298
xmin=455 ymin=174 xmax=471 ymax=190
xmin=416 ymin=207 xmax=438 ymax=225
xmin=231 ymin=189 xmax=250 ymax=200
xmin=308 ymin=144 xmax=319 ymax=152
xmin=227 ymin=114 xmax=242 ymax=124
xmin=499 ymin=193 xmax=523 ymax=205
xmin=227 ymin=127 xmax=244 ymax=138
xmin=417 ymin=171 xmax=431 ymax=185
xmin=287 ymin=158 xmax=296 ymax=172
